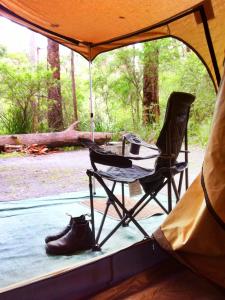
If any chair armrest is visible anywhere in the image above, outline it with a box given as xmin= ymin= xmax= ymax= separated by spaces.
xmin=89 ymin=148 xmax=132 ymax=169
xmin=123 ymin=133 xmax=159 ymax=151
xmin=79 ymin=138 xmax=102 ymax=151
xmin=124 ymin=154 xmax=159 ymax=160
xmin=179 ymin=149 xmax=190 ymax=153
xmin=79 ymin=138 xmax=132 ymax=169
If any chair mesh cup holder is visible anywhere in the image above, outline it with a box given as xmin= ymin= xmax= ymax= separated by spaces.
xmin=84 ymin=92 xmax=195 ymax=251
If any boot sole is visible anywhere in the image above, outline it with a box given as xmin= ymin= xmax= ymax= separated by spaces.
xmin=45 ymin=244 xmax=93 ymax=256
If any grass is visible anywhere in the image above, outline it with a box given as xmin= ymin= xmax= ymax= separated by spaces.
xmin=0 ymin=151 xmax=25 ymax=158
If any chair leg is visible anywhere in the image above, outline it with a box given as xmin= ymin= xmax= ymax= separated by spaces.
xmin=89 ymin=174 xmax=100 ymax=251
xmin=95 ymin=182 xmax=122 ymax=245
xmin=121 ymin=183 xmax=127 ymax=226
xmin=95 ymin=200 xmax=111 ymax=244
xmin=110 ymin=182 xmax=124 ymax=220
xmin=121 ymin=183 xmax=125 ymax=217
xmin=98 ymin=212 xmax=150 ymax=249
xmin=152 ymin=195 xmax=169 ymax=214
xmin=171 ymin=177 xmax=180 ymax=203
xmin=167 ymin=177 xmax=172 ymax=212
xmin=178 ymin=171 xmax=184 ymax=196
xmin=126 ymin=180 xmax=168 ymax=225
xmin=98 ymin=215 xmax=129 ymax=248
xmin=185 ymin=167 xmax=189 ymax=190
xmin=92 ymin=173 xmax=150 ymax=245
xmin=125 ymin=193 xmax=152 ymax=226
xmin=126 ymin=195 xmax=153 ymax=225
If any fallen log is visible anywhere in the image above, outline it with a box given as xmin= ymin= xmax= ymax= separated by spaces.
xmin=0 ymin=122 xmax=112 ymax=150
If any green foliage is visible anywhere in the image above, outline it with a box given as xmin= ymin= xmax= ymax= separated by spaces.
xmin=0 ymin=151 xmax=25 ymax=158
xmin=59 ymin=53 xmax=90 ymax=130
xmin=91 ymin=46 xmax=143 ymax=134
xmin=0 ymin=53 xmax=53 ymax=134
xmin=90 ymin=38 xmax=215 ymax=145
xmin=158 ymin=39 xmax=215 ymax=145
xmin=0 ymin=38 xmax=216 ymax=147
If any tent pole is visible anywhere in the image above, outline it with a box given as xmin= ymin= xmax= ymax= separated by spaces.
xmin=89 ymin=46 xmax=96 ymax=194
xmin=89 ymin=60 xmax=94 ymax=142
xmin=199 ymin=5 xmax=221 ymax=86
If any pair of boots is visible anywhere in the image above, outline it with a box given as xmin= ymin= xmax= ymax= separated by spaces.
xmin=45 ymin=215 xmax=94 ymax=255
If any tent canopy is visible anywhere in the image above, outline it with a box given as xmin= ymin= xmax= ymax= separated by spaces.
xmin=0 ymin=0 xmax=225 ymax=87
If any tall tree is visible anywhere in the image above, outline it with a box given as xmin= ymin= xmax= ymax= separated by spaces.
xmin=47 ymin=39 xmax=64 ymax=131
xmin=28 ymin=31 xmax=39 ymax=132
xmin=142 ymin=41 xmax=160 ymax=125
xmin=114 ymin=47 xmax=142 ymax=128
xmin=71 ymin=50 xmax=78 ymax=121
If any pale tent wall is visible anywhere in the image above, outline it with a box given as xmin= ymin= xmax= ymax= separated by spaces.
xmin=154 ymin=67 xmax=225 ymax=288
xmin=0 ymin=1 xmax=225 ymax=86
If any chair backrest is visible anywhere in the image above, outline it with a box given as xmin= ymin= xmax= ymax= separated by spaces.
xmin=155 ymin=91 xmax=195 ymax=169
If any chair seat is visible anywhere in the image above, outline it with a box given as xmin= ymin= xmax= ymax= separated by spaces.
xmin=93 ymin=161 xmax=187 ymax=184
xmin=97 ymin=165 xmax=153 ymax=183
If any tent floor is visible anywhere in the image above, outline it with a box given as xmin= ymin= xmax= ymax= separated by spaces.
xmin=3 ymin=190 xmax=221 ymax=299
xmin=91 ymin=256 xmax=225 ymax=299
xmin=0 ymin=189 xmax=166 ymax=290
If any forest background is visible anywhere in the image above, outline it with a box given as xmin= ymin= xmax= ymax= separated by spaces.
xmin=0 ymin=36 xmax=216 ymax=146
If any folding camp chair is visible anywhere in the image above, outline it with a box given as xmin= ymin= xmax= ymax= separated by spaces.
xmin=85 ymin=91 xmax=195 ymax=250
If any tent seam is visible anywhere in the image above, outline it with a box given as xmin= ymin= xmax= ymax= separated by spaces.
xmin=201 ymin=169 xmax=225 ymax=231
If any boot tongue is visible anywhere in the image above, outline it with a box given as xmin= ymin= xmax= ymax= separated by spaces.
xmin=69 ymin=217 xmax=73 ymax=226
xmin=72 ymin=215 xmax=86 ymax=224
xmin=66 ymin=213 xmax=73 ymax=226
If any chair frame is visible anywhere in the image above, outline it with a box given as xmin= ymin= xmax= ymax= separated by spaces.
xmin=87 ymin=132 xmax=189 ymax=251
xmin=85 ymin=92 xmax=194 ymax=250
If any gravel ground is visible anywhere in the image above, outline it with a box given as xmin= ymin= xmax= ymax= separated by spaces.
xmin=0 ymin=146 xmax=205 ymax=201
xmin=0 ymin=150 xmax=92 ymax=201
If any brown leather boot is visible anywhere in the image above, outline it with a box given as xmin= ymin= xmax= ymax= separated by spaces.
xmin=45 ymin=215 xmax=86 ymax=243
xmin=45 ymin=218 xmax=94 ymax=255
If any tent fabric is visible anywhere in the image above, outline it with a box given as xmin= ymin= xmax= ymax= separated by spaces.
xmin=154 ymin=67 xmax=225 ymax=288
xmin=0 ymin=1 xmax=225 ymax=86
xmin=1 ymin=0 xmax=225 ymax=293
xmin=91 ymin=256 xmax=225 ymax=299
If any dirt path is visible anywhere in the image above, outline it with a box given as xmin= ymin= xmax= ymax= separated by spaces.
xmin=0 ymin=147 xmax=205 ymax=201
xmin=0 ymin=150 xmax=92 ymax=201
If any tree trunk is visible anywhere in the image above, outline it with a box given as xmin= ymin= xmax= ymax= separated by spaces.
xmin=143 ymin=42 xmax=160 ymax=125
xmin=28 ymin=32 xmax=39 ymax=132
xmin=71 ymin=50 xmax=78 ymax=121
xmin=132 ymin=45 xmax=141 ymax=124
xmin=31 ymin=98 xmax=39 ymax=132
xmin=47 ymin=39 xmax=64 ymax=131
xmin=0 ymin=122 xmax=112 ymax=150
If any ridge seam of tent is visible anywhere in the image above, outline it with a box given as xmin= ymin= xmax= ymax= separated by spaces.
xmin=0 ymin=4 xmax=80 ymax=46
xmin=201 ymin=169 xmax=225 ymax=231
xmin=0 ymin=2 xmax=220 ymax=87
xmin=199 ymin=6 xmax=221 ymax=85
xmin=92 ymin=6 xmax=201 ymax=48
xmin=0 ymin=4 xmax=202 ymax=52
xmin=90 ymin=34 xmax=217 ymax=92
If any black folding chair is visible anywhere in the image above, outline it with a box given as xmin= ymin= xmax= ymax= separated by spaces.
xmin=84 ymin=91 xmax=195 ymax=250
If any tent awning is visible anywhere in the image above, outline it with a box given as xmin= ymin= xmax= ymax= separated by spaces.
xmin=0 ymin=0 xmax=225 ymax=87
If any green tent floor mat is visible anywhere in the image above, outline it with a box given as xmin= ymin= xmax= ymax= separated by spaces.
xmin=0 ymin=189 xmax=166 ymax=289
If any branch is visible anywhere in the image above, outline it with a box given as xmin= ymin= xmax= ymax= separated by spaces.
xmin=65 ymin=121 xmax=80 ymax=132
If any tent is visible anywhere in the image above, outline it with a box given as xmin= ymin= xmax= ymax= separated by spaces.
xmin=0 ymin=0 xmax=224 ymax=87
xmin=0 ymin=0 xmax=225 ymax=299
